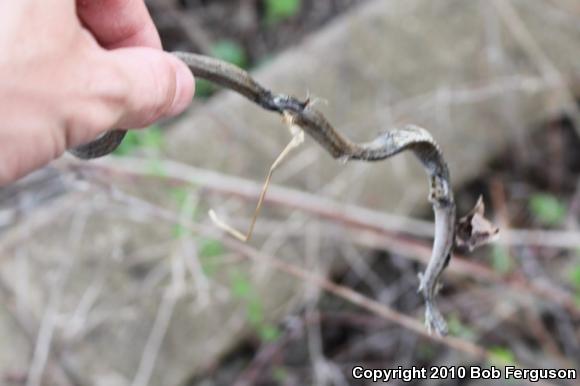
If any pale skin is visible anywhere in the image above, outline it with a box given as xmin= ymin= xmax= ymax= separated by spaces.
xmin=0 ymin=0 xmax=195 ymax=185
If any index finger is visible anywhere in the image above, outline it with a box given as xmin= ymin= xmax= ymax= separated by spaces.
xmin=77 ymin=0 xmax=162 ymax=49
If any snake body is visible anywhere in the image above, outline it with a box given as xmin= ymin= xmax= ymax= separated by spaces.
xmin=70 ymin=52 xmax=456 ymax=335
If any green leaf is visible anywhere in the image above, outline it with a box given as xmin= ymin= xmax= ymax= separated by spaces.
xmin=113 ymin=131 xmax=141 ymax=156
xmin=258 ymin=324 xmax=281 ymax=342
xmin=529 ymin=193 xmax=566 ymax=226
xmin=198 ymin=239 xmax=224 ymax=276
xmin=230 ymin=271 xmax=253 ymax=299
xmin=569 ymin=264 xmax=580 ymax=289
xmin=141 ymin=126 xmax=164 ymax=150
xmin=112 ymin=126 xmax=164 ymax=156
xmin=199 ymin=239 xmax=224 ymax=258
xmin=170 ymin=187 xmax=188 ymax=206
xmin=246 ymin=298 xmax=264 ymax=324
xmin=491 ymin=245 xmax=514 ymax=274
xmin=272 ymin=366 xmax=288 ymax=383
xmin=264 ymin=0 xmax=301 ymax=24
xmin=446 ymin=313 xmax=477 ymax=340
xmin=172 ymin=223 xmax=188 ymax=239
xmin=488 ymin=346 xmax=516 ymax=366
xmin=211 ymin=40 xmax=248 ymax=68
xmin=195 ymin=78 xmax=216 ymax=98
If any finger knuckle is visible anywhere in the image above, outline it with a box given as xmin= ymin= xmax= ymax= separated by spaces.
xmin=141 ymin=57 xmax=176 ymax=123
xmin=64 ymin=60 xmax=129 ymax=142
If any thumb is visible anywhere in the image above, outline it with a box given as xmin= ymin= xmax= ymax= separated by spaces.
xmin=104 ymin=47 xmax=195 ymax=129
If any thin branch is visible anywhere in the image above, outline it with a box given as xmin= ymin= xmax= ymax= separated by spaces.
xmin=26 ymin=293 xmax=61 ymax=386
xmin=103 ymin=186 xmax=489 ymax=359
xmin=131 ymin=284 xmax=179 ymax=386
xmin=63 ymin=158 xmax=580 ymax=249
xmin=351 ymin=230 xmax=580 ymax=318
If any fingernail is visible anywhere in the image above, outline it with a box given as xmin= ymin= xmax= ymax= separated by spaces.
xmin=167 ymin=60 xmax=195 ymax=116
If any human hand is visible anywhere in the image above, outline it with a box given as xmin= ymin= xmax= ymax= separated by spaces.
xmin=0 ymin=0 xmax=195 ymax=185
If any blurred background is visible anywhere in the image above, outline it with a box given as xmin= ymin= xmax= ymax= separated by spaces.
xmin=1 ymin=0 xmax=579 ymax=385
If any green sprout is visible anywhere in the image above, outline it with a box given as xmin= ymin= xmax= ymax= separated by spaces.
xmin=264 ymin=0 xmax=301 ymax=24
xmin=529 ymin=193 xmax=566 ymax=226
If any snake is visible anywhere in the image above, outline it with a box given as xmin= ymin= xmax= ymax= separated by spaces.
xmin=69 ymin=51 xmax=457 ymax=336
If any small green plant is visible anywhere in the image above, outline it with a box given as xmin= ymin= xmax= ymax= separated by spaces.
xmin=446 ymin=313 xmax=477 ymax=340
xmin=168 ymin=187 xmax=224 ymax=274
xmin=141 ymin=126 xmax=164 ymax=149
xmin=272 ymin=366 xmax=288 ymax=383
xmin=258 ymin=323 xmax=281 ymax=342
xmin=172 ymin=223 xmax=188 ymax=239
xmin=211 ymin=40 xmax=248 ymax=69
xmin=195 ymin=79 xmax=215 ymax=98
xmin=264 ymin=0 xmax=301 ymax=24
xmin=230 ymin=270 xmax=254 ymax=299
xmin=229 ymin=269 xmax=281 ymax=342
xmin=170 ymin=187 xmax=189 ymax=206
xmin=113 ymin=125 xmax=165 ymax=156
xmin=198 ymin=238 xmax=225 ymax=276
xmin=569 ymin=264 xmax=580 ymax=288
xmin=488 ymin=346 xmax=516 ymax=367
xmin=491 ymin=245 xmax=514 ymax=274
xmin=569 ymin=264 xmax=580 ymax=306
xmin=529 ymin=193 xmax=566 ymax=226
xmin=199 ymin=238 xmax=225 ymax=259
xmin=113 ymin=131 xmax=140 ymax=156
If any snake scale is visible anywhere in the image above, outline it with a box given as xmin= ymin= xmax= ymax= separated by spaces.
xmin=70 ymin=51 xmax=457 ymax=336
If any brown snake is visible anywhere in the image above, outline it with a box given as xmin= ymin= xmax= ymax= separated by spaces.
xmin=70 ymin=51 xmax=457 ymax=336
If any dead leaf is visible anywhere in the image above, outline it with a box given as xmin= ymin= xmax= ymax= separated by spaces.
xmin=455 ymin=196 xmax=499 ymax=252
